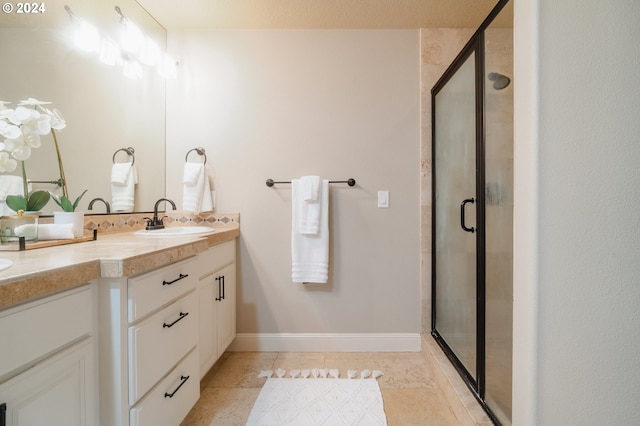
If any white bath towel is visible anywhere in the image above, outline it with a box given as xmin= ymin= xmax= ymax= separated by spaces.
xmin=0 ymin=175 xmax=25 ymax=215
xmin=292 ymin=178 xmax=329 ymax=283
xmin=182 ymin=162 xmax=214 ymax=213
xmin=111 ymin=164 xmax=138 ymax=212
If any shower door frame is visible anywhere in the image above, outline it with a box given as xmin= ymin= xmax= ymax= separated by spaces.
xmin=430 ymin=0 xmax=509 ymax=424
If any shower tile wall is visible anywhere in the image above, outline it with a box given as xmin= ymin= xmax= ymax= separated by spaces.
xmin=420 ymin=28 xmax=475 ymax=334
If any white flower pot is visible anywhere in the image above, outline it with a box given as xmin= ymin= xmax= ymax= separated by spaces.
xmin=54 ymin=211 xmax=85 ymax=238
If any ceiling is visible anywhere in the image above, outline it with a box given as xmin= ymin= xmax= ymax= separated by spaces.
xmin=135 ymin=0 xmax=507 ymax=30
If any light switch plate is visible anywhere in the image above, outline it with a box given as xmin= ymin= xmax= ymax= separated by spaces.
xmin=378 ymin=191 xmax=389 ymax=208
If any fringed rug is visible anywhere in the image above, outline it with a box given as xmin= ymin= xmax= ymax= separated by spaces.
xmin=245 ymin=369 xmax=387 ymax=426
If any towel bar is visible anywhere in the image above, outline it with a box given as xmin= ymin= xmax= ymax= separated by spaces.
xmin=28 ymin=179 xmax=64 ymax=187
xmin=266 ymin=178 xmax=356 ymax=187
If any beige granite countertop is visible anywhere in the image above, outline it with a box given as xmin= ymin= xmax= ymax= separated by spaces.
xmin=0 ymin=225 xmax=239 ymax=310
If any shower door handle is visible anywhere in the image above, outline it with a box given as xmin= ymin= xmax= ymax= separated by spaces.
xmin=460 ymin=198 xmax=476 ymax=233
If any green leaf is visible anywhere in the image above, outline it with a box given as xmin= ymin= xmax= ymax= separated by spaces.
xmin=5 ymin=195 xmax=27 ymax=212
xmin=26 ymin=190 xmax=50 ymax=211
xmin=72 ymin=189 xmax=88 ymax=211
xmin=51 ymin=190 xmax=87 ymax=212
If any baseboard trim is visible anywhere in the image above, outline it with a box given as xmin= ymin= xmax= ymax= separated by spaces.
xmin=228 ymin=333 xmax=422 ymax=352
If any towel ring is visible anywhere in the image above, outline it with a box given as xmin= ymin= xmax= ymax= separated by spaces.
xmin=185 ymin=147 xmax=207 ymax=164
xmin=113 ymin=147 xmax=135 ymax=165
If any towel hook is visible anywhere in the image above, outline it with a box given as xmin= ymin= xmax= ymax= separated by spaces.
xmin=185 ymin=147 xmax=207 ymax=164
xmin=113 ymin=147 xmax=135 ymax=165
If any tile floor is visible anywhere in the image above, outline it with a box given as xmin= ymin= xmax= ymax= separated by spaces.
xmin=180 ymin=335 xmax=492 ymax=426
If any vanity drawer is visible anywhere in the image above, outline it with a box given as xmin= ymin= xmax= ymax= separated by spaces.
xmin=128 ymin=257 xmax=196 ymax=323
xmin=129 ymin=348 xmax=199 ymax=426
xmin=196 ymin=239 xmax=235 ymax=278
xmin=128 ymin=290 xmax=198 ymax=405
xmin=0 ymin=285 xmax=93 ymax=380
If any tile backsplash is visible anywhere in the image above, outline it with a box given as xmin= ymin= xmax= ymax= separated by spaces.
xmin=39 ymin=212 xmax=239 ymax=235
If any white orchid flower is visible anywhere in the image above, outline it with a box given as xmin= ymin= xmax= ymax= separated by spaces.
xmin=0 ymin=101 xmax=10 ymax=111
xmin=13 ymin=106 xmax=51 ymax=136
xmin=18 ymin=98 xmax=51 ymax=107
xmin=0 ymin=108 xmax=20 ymax=126
xmin=42 ymin=107 xmax=66 ymax=130
xmin=0 ymin=119 xmax=21 ymax=139
xmin=20 ymin=125 xmax=43 ymax=149
xmin=0 ymin=152 xmax=17 ymax=172
xmin=3 ymin=137 xmax=32 ymax=160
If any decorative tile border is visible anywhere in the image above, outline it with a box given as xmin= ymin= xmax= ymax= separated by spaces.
xmin=37 ymin=212 xmax=239 ymax=235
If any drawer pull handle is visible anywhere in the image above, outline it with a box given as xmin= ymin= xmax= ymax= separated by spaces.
xmin=164 ymin=375 xmax=190 ymax=398
xmin=163 ymin=312 xmax=189 ymax=328
xmin=163 ymin=273 xmax=189 ymax=286
xmin=215 ymin=275 xmax=225 ymax=301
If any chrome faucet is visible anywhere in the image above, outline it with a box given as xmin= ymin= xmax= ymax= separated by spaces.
xmin=144 ymin=198 xmax=177 ymax=230
xmin=87 ymin=197 xmax=111 ymax=213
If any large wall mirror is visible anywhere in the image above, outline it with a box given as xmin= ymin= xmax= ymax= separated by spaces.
xmin=0 ymin=0 xmax=166 ymax=214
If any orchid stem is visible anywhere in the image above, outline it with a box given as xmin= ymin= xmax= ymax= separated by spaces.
xmin=51 ymin=129 xmax=68 ymax=199
xmin=20 ymin=161 xmax=29 ymax=205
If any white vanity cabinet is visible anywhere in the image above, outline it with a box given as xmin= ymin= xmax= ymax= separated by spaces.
xmin=99 ymin=257 xmax=200 ymax=426
xmin=196 ymin=240 xmax=237 ymax=378
xmin=0 ymin=284 xmax=98 ymax=426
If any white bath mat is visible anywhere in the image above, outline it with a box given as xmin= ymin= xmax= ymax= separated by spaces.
xmin=245 ymin=374 xmax=387 ymax=425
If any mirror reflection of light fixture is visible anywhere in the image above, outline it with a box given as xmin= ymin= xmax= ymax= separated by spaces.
xmin=121 ymin=20 xmax=144 ymax=55
xmin=122 ymin=58 xmax=143 ymax=79
xmin=65 ymin=5 xmax=99 ymax=53
xmin=65 ymin=4 xmax=175 ymax=80
xmin=139 ymin=37 xmax=161 ymax=67
xmin=115 ymin=5 xmax=175 ymax=79
xmin=99 ymin=38 xmax=120 ymax=66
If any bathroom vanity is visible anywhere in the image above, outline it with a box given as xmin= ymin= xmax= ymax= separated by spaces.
xmin=0 ymin=219 xmax=239 ymax=426
xmin=0 ymin=283 xmax=97 ymax=426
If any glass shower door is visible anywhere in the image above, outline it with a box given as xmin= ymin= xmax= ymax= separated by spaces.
xmin=433 ymin=50 xmax=478 ymax=380
xmin=484 ymin=5 xmax=514 ymax=423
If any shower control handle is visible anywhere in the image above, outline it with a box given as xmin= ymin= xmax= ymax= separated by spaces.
xmin=460 ymin=198 xmax=476 ymax=233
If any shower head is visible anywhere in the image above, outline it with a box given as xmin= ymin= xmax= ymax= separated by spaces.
xmin=488 ymin=72 xmax=511 ymax=90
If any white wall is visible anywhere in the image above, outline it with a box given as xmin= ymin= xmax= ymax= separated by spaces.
xmin=166 ymin=30 xmax=421 ymax=339
xmin=514 ymin=0 xmax=640 ymax=424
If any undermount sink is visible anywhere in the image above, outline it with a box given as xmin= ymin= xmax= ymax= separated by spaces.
xmin=0 ymin=258 xmax=14 ymax=271
xmin=134 ymin=226 xmax=216 ymax=237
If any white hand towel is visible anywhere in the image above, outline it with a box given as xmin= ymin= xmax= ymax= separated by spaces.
xmin=292 ymin=179 xmax=329 ymax=283
xmin=300 ymin=175 xmax=320 ymax=201
xmin=182 ymin=162 xmax=204 ymax=213
xmin=183 ymin=162 xmax=202 ymax=185
xmin=297 ymin=176 xmax=322 ymax=235
xmin=0 ymin=175 xmax=25 ymax=215
xmin=111 ymin=163 xmax=132 ymax=185
xmin=37 ymin=223 xmax=75 ymax=240
xmin=111 ymin=165 xmax=138 ymax=212
xmin=182 ymin=162 xmax=214 ymax=213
